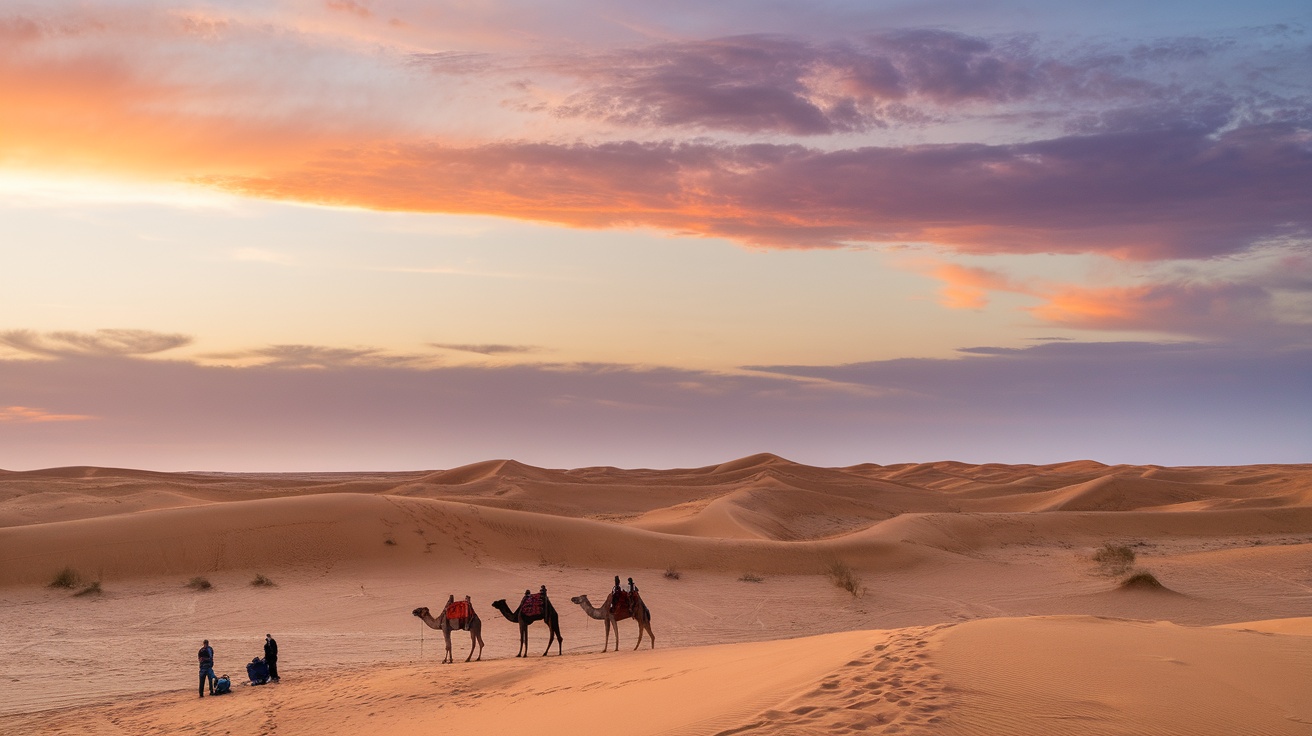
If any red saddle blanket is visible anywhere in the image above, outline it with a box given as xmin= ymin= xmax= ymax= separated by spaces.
xmin=521 ymin=593 xmax=544 ymax=617
xmin=610 ymin=591 xmax=634 ymax=620
xmin=444 ymin=600 xmax=470 ymax=621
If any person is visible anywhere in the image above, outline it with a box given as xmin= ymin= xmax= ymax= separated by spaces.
xmin=198 ymin=639 xmax=216 ymax=698
xmin=626 ymin=577 xmax=639 ymax=615
xmin=611 ymin=575 xmax=623 ymax=613
xmin=264 ymin=634 xmax=279 ymax=682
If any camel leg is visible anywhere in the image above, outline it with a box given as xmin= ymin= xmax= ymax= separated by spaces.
xmin=602 ymin=619 xmax=611 ymax=653
xmin=518 ymin=624 xmax=528 ymax=657
xmin=542 ymin=620 xmax=562 ymax=656
xmin=443 ymin=631 xmax=453 ymax=664
xmin=473 ymin=629 xmax=484 ymax=662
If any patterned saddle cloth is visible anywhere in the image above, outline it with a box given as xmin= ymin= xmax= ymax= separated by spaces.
xmin=521 ymin=593 xmax=544 ymax=617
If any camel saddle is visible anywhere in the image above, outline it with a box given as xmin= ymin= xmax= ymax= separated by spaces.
xmin=610 ymin=591 xmax=634 ymax=621
xmin=444 ymin=599 xmax=470 ymax=626
xmin=520 ymin=593 xmax=544 ymax=617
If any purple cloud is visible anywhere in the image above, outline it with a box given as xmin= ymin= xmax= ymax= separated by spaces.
xmin=216 ymin=122 xmax=1312 ymax=260
xmin=541 ymin=32 xmax=1161 ymax=135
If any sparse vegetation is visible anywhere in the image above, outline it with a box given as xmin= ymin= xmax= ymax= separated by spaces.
xmin=1093 ymin=543 xmax=1136 ymax=575
xmin=739 ymin=572 xmax=764 ymax=583
xmin=186 ymin=576 xmax=212 ymax=590
xmin=663 ymin=565 xmax=681 ymax=581
xmin=1119 ymin=570 xmax=1165 ymax=590
xmin=49 ymin=567 xmax=81 ymax=589
xmin=384 ymin=537 xmax=397 ymax=546
xmin=250 ymin=573 xmax=276 ymax=587
xmin=827 ymin=561 xmax=863 ymax=597
xmin=73 ymin=581 xmax=103 ymax=597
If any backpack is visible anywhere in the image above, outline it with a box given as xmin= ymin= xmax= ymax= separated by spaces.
xmin=213 ymin=676 xmax=231 ymax=695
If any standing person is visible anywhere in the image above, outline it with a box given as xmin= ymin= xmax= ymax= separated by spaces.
xmin=264 ymin=634 xmax=279 ymax=682
xmin=611 ymin=575 xmax=623 ymax=613
xmin=198 ymin=639 xmax=216 ymax=698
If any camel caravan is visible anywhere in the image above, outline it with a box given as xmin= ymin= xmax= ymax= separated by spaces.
xmin=413 ymin=577 xmax=654 ymax=663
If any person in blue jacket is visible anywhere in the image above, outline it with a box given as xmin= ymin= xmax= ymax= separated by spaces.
xmin=198 ymin=639 xmax=216 ymax=697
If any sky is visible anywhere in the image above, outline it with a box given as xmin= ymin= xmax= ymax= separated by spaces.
xmin=1 ymin=0 xmax=1309 ymax=471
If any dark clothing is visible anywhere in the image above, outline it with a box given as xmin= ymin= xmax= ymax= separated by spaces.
xmin=198 ymin=645 xmax=215 ymax=696
xmin=264 ymin=637 xmax=279 ymax=681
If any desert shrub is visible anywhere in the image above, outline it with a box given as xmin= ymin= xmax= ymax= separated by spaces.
xmin=186 ymin=576 xmax=212 ymax=591
xmin=827 ymin=561 xmax=863 ymax=597
xmin=663 ymin=565 xmax=681 ymax=580
xmin=739 ymin=572 xmax=764 ymax=583
xmin=49 ymin=567 xmax=81 ymax=589
xmin=73 ymin=581 xmax=102 ymax=597
xmin=1119 ymin=570 xmax=1165 ymax=590
xmin=384 ymin=537 xmax=397 ymax=546
xmin=1093 ymin=543 xmax=1136 ymax=575
xmin=250 ymin=573 xmax=276 ymax=587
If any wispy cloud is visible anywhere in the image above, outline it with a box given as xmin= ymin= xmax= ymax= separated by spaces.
xmin=0 ymin=406 xmax=94 ymax=423
xmin=200 ymin=344 xmax=441 ymax=369
xmin=429 ymin=343 xmax=542 ymax=356
xmin=0 ymin=329 xmax=192 ymax=358
xmin=914 ymin=246 xmax=1312 ymax=343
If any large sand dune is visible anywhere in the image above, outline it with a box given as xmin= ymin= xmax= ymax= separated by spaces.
xmin=2 ymin=457 xmax=1310 ymax=734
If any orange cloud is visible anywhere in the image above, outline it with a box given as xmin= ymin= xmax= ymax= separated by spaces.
xmin=1 ymin=7 xmax=1308 ymax=262
xmin=1030 ymin=281 xmax=1278 ymax=338
xmin=925 ymin=262 xmax=1030 ymax=309
xmin=0 ymin=406 xmax=94 ymax=423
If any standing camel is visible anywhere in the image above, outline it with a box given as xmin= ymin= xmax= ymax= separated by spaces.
xmin=412 ymin=596 xmax=484 ymax=663
xmin=570 ymin=592 xmax=655 ymax=652
xmin=491 ymin=587 xmax=563 ymax=657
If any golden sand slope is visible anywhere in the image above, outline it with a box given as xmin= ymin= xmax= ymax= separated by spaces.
xmin=2 ymin=457 xmax=1311 ymax=734
xmin=5 ymin=617 xmax=1308 ymax=736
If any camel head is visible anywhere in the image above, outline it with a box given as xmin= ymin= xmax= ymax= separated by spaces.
xmin=570 ymin=595 xmax=590 ymax=605
xmin=491 ymin=599 xmax=508 ymax=610
xmin=412 ymin=607 xmax=428 ymax=618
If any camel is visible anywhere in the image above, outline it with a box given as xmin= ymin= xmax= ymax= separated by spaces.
xmin=570 ymin=592 xmax=655 ymax=652
xmin=412 ymin=597 xmax=484 ymax=664
xmin=491 ymin=588 xmax=563 ymax=657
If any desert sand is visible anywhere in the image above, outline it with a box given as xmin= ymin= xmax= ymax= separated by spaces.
xmin=1 ymin=455 xmax=1310 ymax=735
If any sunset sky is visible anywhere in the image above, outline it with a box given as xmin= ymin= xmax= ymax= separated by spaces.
xmin=2 ymin=0 xmax=1309 ymax=471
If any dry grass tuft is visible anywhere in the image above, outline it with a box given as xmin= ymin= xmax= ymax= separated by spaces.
xmin=250 ymin=573 xmax=276 ymax=587
xmin=827 ymin=561 xmax=863 ymax=597
xmin=186 ymin=576 xmax=213 ymax=591
xmin=1093 ymin=543 xmax=1136 ymax=575
xmin=49 ymin=567 xmax=81 ymax=589
xmin=738 ymin=572 xmax=764 ymax=583
xmin=663 ymin=565 xmax=681 ymax=580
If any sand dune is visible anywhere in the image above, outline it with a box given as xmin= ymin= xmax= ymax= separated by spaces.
xmin=2 ymin=457 xmax=1311 ymax=734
